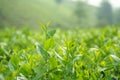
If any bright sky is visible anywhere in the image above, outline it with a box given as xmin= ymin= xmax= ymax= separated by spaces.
xmin=88 ymin=0 xmax=120 ymax=8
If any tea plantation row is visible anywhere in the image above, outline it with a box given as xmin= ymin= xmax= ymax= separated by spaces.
xmin=0 ymin=26 xmax=120 ymax=80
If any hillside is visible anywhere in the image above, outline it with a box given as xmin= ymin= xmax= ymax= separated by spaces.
xmin=0 ymin=0 xmax=96 ymax=29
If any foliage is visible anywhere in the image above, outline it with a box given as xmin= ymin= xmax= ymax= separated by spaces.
xmin=97 ymin=0 xmax=113 ymax=27
xmin=55 ymin=0 xmax=63 ymax=4
xmin=0 ymin=25 xmax=120 ymax=79
xmin=74 ymin=1 xmax=89 ymax=27
xmin=114 ymin=8 xmax=120 ymax=26
xmin=0 ymin=8 xmax=4 ymax=28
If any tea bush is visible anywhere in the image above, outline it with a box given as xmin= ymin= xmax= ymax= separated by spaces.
xmin=0 ymin=26 xmax=120 ymax=80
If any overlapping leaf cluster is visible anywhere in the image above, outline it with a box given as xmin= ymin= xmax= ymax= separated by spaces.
xmin=0 ymin=26 xmax=120 ymax=80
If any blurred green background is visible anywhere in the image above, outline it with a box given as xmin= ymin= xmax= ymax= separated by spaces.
xmin=0 ymin=0 xmax=120 ymax=29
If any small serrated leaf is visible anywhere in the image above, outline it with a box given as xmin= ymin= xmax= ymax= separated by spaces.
xmin=39 ymin=23 xmax=47 ymax=33
xmin=46 ymin=30 xmax=56 ymax=39
xmin=44 ymin=38 xmax=55 ymax=50
xmin=10 ymin=55 xmax=19 ymax=67
xmin=46 ymin=21 xmax=51 ymax=27
xmin=33 ymin=64 xmax=47 ymax=80
xmin=110 ymin=55 xmax=120 ymax=63
xmin=37 ymin=45 xmax=49 ymax=60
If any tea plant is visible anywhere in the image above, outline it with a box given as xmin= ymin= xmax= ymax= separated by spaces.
xmin=0 ymin=26 xmax=120 ymax=80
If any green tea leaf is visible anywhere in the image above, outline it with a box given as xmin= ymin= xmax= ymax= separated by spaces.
xmin=33 ymin=65 xmax=47 ymax=80
xmin=110 ymin=55 xmax=120 ymax=63
xmin=10 ymin=55 xmax=19 ymax=67
xmin=46 ymin=21 xmax=51 ymax=27
xmin=44 ymin=38 xmax=55 ymax=50
xmin=37 ymin=45 xmax=49 ymax=60
xmin=39 ymin=23 xmax=47 ymax=33
xmin=20 ymin=64 xmax=33 ymax=76
xmin=8 ymin=62 xmax=14 ymax=72
xmin=46 ymin=30 xmax=56 ymax=39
